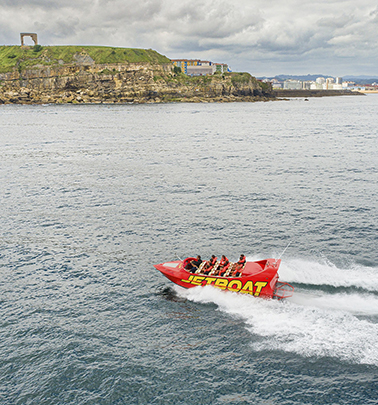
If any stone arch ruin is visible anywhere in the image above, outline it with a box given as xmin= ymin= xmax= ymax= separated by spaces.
xmin=20 ymin=33 xmax=38 ymax=46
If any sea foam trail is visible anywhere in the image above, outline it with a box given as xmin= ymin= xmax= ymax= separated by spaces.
xmin=290 ymin=290 xmax=378 ymax=315
xmin=277 ymin=257 xmax=378 ymax=292
xmin=176 ymin=285 xmax=378 ymax=366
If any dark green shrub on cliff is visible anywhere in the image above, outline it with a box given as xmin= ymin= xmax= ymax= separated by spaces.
xmin=33 ymin=45 xmax=43 ymax=53
xmin=99 ymin=68 xmax=114 ymax=75
xmin=199 ymin=75 xmax=211 ymax=85
xmin=230 ymin=72 xmax=251 ymax=85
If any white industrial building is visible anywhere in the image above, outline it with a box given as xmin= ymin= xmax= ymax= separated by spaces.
xmin=283 ymin=80 xmax=302 ymax=90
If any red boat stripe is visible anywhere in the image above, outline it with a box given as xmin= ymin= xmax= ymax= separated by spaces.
xmin=181 ymin=275 xmax=194 ymax=283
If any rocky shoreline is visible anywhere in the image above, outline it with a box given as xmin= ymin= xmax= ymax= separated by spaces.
xmin=0 ymin=60 xmax=273 ymax=105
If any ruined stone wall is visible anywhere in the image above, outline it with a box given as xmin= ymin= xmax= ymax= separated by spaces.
xmin=20 ymin=33 xmax=38 ymax=46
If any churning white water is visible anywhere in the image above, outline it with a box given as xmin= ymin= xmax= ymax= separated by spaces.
xmin=178 ymin=256 xmax=378 ymax=366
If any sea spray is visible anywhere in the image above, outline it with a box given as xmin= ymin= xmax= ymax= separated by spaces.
xmin=280 ymin=257 xmax=378 ymax=291
xmin=177 ymin=283 xmax=378 ymax=366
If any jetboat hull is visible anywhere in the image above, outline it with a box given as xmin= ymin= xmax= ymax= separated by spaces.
xmin=154 ymin=257 xmax=294 ymax=299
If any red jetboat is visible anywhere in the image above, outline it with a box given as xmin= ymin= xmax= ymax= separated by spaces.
xmin=154 ymin=256 xmax=294 ymax=299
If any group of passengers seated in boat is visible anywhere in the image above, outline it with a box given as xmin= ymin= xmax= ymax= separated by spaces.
xmin=184 ymin=254 xmax=246 ymax=277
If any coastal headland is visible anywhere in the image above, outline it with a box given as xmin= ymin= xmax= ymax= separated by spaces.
xmin=0 ymin=45 xmax=273 ymax=104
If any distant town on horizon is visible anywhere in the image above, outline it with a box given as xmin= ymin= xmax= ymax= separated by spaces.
xmin=259 ymin=75 xmax=378 ymax=92
xmin=259 ymin=73 xmax=378 ymax=83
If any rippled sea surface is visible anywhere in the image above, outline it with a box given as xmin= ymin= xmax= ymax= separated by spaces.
xmin=1 ymin=96 xmax=378 ymax=404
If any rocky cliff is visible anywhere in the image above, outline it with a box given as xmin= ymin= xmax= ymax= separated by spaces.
xmin=0 ymin=46 xmax=273 ymax=104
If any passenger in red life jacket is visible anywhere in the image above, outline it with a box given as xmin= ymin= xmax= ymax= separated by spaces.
xmin=218 ymin=255 xmax=230 ymax=276
xmin=233 ymin=254 xmax=246 ymax=276
xmin=203 ymin=255 xmax=217 ymax=274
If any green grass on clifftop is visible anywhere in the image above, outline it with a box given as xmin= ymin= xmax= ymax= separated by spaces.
xmin=0 ymin=45 xmax=171 ymax=73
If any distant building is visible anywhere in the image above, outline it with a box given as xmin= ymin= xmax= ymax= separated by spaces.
xmin=332 ymin=83 xmax=343 ymax=90
xmin=302 ymin=81 xmax=312 ymax=90
xmin=187 ymin=64 xmax=216 ymax=76
xmin=270 ymin=75 xmax=348 ymax=91
xmin=172 ymin=59 xmax=188 ymax=74
xmin=310 ymin=82 xmax=323 ymax=90
xmin=171 ymin=59 xmax=229 ymax=76
xmin=325 ymin=78 xmax=335 ymax=89
xmin=172 ymin=59 xmax=215 ymax=75
xmin=342 ymin=81 xmax=355 ymax=88
xmin=215 ymin=63 xmax=228 ymax=73
xmin=270 ymin=79 xmax=283 ymax=89
xmin=363 ymin=84 xmax=378 ymax=91
xmin=283 ymin=80 xmax=302 ymax=90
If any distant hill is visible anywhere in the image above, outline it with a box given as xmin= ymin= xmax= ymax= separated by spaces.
xmin=343 ymin=76 xmax=378 ymax=84
xmin=259 ymin=74 xmax=378 ymax=84
xmin=0 ymin=45 xmax=171 ymax=74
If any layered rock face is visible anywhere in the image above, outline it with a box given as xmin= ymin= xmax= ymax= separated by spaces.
xmin=0 ymin=60 xmax=273 ymax=104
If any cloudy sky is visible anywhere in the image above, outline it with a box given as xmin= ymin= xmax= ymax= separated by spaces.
xmin=1 ymin=0 xmax=378 ymax=76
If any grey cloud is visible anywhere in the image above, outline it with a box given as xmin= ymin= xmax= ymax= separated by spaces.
xmin=1 ymin=0 xmax=377 ymax=75
xmin=53 ymin=18 xmax=81 ymax=38
xmin=2 ymin=0 xmax=92 ymax=9
xmin=99 ymin=0 xmax=163 ymax=23
xmin=317 ymin=14 xmax=353 ymax=28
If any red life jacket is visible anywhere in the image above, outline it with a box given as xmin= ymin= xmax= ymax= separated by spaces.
xmin=210 ymin=256 xmax=217 ymax=265
xmin=220 ymin=257 xmax=229 ymax=266
xmin=238 ymin=256 xmax=246 ymax=266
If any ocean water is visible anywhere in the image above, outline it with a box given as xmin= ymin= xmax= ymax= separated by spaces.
xmin=0 ymin=96 xmax=377 ymax=404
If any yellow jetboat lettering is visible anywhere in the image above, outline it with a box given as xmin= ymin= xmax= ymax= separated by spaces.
xmin=180 ymin=276 xmax=269 ymax=296
xmin=228 ymin=280 xmax=242 ymax=292
xmin=192 ymin=276 xmax=205 ymax=285
xmin=254 ymin=281 xmax=268 ymax=296
xmin=240 ymin=281 xmax=254 ymax=295
xmin=204 ymin=277 xmax=217 ymax=285
xmin=214 ymin=278 xmax=228 ymax=290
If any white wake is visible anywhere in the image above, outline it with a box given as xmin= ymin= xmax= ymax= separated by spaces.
xmin=176 ymin=276 xmax=378 ymax=366
xmin=278 ymin=257 xmax=378 ymax=292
